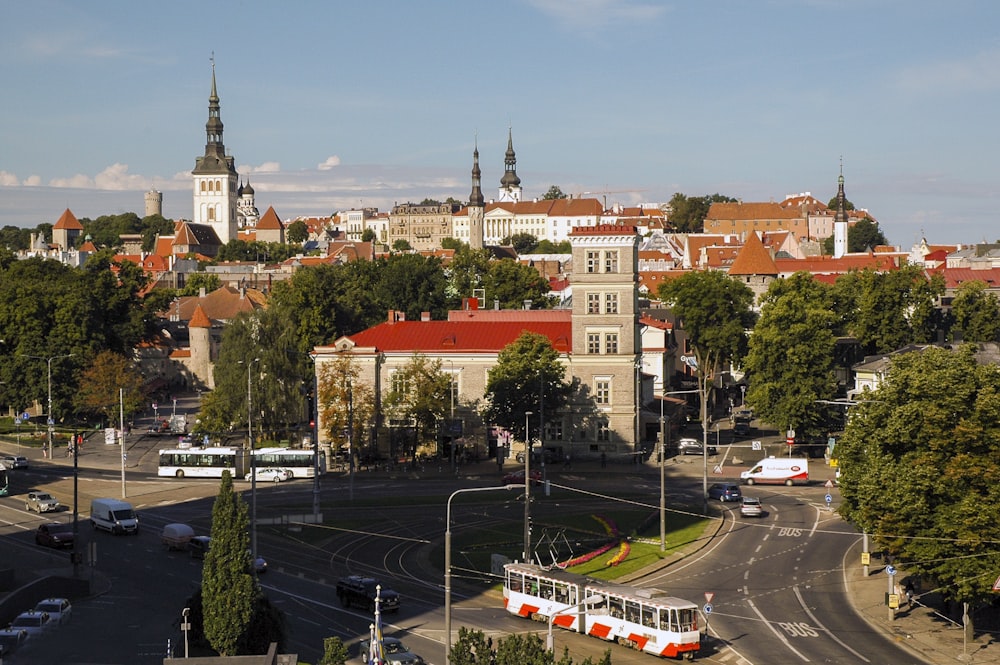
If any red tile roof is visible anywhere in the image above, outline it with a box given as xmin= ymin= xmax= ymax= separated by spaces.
xmin=937 ymin=267 xmax=1000 ymax=288
xmin=773 ymin=254 xmax=900 ymax=275
xmin=728 ymin=232 xmax=778 ymax=275
xmin=257 ymin=206 xmax=283 ymax=230
xmin=53 ymin=208 xmax=83 ymax=230
xmin=340 ymin=320 xmax=572 ymax=353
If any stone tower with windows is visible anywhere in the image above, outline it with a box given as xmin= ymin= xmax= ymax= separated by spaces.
xmin=568 ymin=224 xmax=641 ymax=450
xmin=192 ymin=61 xmax=238 ymax=244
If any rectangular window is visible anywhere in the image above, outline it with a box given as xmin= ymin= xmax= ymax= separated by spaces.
xmin=604 ymin=250 xmax=619 ymax=273
xmin=605 ymin=293 xmax=618 ymax=314
xmin=605 ymin=333 xmax=618 ymax=354
xmin=545 ymin=421 xmax=563 ymax=441
xmin=587 ymin=333 xmax=601 ymax=354
xmin=586 ymin=250 xmax=599 ymax=273
xmin=597 ymin=421 xmax=611 ymax=442
xmin=587 ymin=293 xmax=601 ymax=314
xmin=390 ymin=372 xmax=410 ymax=396
xmin=595 ymin=380 xmax=610 ymax=405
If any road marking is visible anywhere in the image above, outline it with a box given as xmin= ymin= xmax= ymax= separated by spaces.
xmin=793 ymin=585 xmax=870 ymax=662
xmin=746 ymin=598 xmax=811 ymax=662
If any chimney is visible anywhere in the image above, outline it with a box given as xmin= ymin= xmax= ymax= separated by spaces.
xmin=421 ymin=312 xmax=431 ymax=322
xmin=523 ymin=299 xmax=532 ymax=310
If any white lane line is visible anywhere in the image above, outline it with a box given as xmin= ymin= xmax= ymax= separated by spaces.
xmin=746 ymin=598 xmax=811 ymax=662
xmin=793 ymin=584 xmax=870 ymax=662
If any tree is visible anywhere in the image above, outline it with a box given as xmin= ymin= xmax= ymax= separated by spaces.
xmin=484 ymin=259 xmax=551 ymax=309
xmin=743 ymin=272 xmax=838 ymax=437
xmin=446 ymin=246 xmax=491 ymax=301
xmin=532 ymin=239 xmax=572 ymax=254
xmin=667 ymin=193 xmax=736 ymax=233
xmin=833 ymin=266 xmax=944 ymax=355
xmin=179 ymin=273 xmax=222 ymax=296
xmin=317 ymin=355 xmax=375 ymax=456
xmin=376 ymin=253 xmax=450 ymax=321
xmin=202 ymin=471 xmax=256 ymax=656
xmin=318 ymin=636 xmax=350 ymax=665
xmin=383 ymin=354 xmax=450 ymax=451
xmin=482 ymin=332 xmax=571 ymax=442
xmin=542 ymin=185 xmax=568 ymax=200
xmin=392 ymin=239 xmax=412 ymax=251
xmin=837 ymin=345 xmax=1000 ymax=634
xmin=450 ymin=626 xmax=611 ymax=665
xmin=361 ymin=227 xmax=376 ymax=243
xmin=821 ymin=216 xmax=888 ymax=254
xmin=502 ymin=232 xmax=537 ymax=255
xmin=74 ymin=350 xmax=146 ymax=426
xmin=950 ymin=280 xmax=1000 ymax=342
xmin=140 ymin=214 xmax=176 ymax=251
xmin=286 ymin=219 xmax=309 ymax=244
xmin=441 ymin=237 xmax=465 ymax=250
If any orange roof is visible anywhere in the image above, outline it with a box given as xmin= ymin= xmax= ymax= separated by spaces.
xmin=257 ymin=206 xmax=283 ymax=230
xmin=53 ymin=208 xmax=83 ymax=230
xmin=728 ymin=232 xmax=778 ymax=275
xmin=937 ymin=267 xmax=1000 ymax=289
xmin=189 ymin=303 xmax=212 ymax=328
xmin=773 ymin=254 xmax=900 ymax=275
xmin=706 ymin=201 xmax=802 ymax=221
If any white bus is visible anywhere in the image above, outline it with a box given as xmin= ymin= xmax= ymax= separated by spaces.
xmin=157 ymin=446 xmax=250 ymax=479
xmin=253 ymin=447 xmax=325 ymax=479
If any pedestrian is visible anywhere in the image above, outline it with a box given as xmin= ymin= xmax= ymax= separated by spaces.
xmin=601 ymin=452 xmax=607 ymax=468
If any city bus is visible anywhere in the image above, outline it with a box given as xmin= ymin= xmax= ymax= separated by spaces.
xmin=157 ymin=446 xmax=250 ymax=479
xmin=253 ymin=447 xmax=325 ymax=479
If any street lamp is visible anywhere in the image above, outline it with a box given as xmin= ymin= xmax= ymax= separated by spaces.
xmin=659 ymin=389 xmax=700 ymax=551
xmin=448 ymin=360 xmax=456 ymax=471
xmin=240 ymin=357 xmax=261 ymax=566
xmin=547 ymin=595 xmax=604 ymax=652
xmin=444 ymin=485 xmax=516 ymax=665
xmin=22 ymin=353 xmax=74 ymax=459
xmin=524 ymin=410 xmax=533 ymax=564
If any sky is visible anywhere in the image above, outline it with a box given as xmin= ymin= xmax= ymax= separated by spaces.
xmin=2 ymin=0 xmax=999 ymax=247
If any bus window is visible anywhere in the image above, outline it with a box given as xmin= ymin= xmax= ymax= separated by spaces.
xmin=625 ymin=600 xmax=640 ymax=624
xmin=508 ymin=573 xmax=523 ymax=593
xmin=660 ymin=608 xmax=672 ymax=631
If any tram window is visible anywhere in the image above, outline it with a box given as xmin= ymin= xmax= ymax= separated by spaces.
xmin=625 ymin=600 xmax=640 ymax=624
xmin=554 ymin=583 xmax=569 ymax=604
xmin=641 ymin=605 xmax=656 ymax=629
xmin=660 ymin=609 xmax=672 ymax=631
xmin=608 ymin=597 xmax=624 ymax=619
xmin=509 ymin=575 xmax=523 ymax=593
xmin=679 ymin=608 xmax=697 ymax=631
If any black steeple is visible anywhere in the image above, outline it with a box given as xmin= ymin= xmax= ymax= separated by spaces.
xmin=500 ymin=127 xmax=521 ymax=189
xmin=193 ymin=57 xmax=237 ymax=176
xmin=469 ymin=139 xmax=484 ymax=207
xmin=834 ymin=165 xmax=849 ymax=226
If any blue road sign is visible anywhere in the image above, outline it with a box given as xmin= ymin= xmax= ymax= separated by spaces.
xmin=704 ymin=603 xmax=713 ymax=614
xmin=886 ymin=564 xmax=897 ymax=576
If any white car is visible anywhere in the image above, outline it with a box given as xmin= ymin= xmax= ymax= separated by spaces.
xmin=2 ymin=455 xmax=28 ymax=469
xmin=25 ymin=491 xmax=60 ymax=513
xmin=33 ymin=598 xmax=72 ymax=625
xmin=9 ymin=610 xmax=50 ymax=636
xmin=245 ymin=467 xmax=291 ymax=483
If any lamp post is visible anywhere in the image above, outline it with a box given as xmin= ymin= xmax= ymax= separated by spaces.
xmin=547 ymin=595 xmax=605 ymax=652
xmin=659 ymin=389 xmax=700 ymax=551
xmin=22 ymin=353 xmax=74 ymax=460
xmin=240 ymin=358 xmax=261 ymax=566
xmin=448 ymin=360 xmax=456 ymax=471
xmin=523 ymin=410 xmax=533 ymax=564
xmin=445 ymin=485 xmax=515 ymax=665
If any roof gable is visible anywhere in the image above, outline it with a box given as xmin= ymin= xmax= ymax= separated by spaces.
xmin=728 ymin=232 xmax=778 ymax=275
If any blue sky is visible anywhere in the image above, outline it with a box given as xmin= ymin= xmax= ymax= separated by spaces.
xmin=2 ymin=0 xmax=999 ymax=246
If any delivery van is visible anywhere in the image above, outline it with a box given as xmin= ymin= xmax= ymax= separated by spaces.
xmin=741 ymin=457 xmax=809 ymax=486
xmin=90 ymin=498 xmax=139 ymax=535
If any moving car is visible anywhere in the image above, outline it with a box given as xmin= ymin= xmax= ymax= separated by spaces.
xmin=708 ymin=483 xmax=742 ymax=502
xmin=677 ymin=438 xmax=717 ymax=455
xmin=35 ymin=522 xmax=74 ymax=549
xmin=10 ymin=610 xmax=50 ymax=636
xmin=189 ymin=536 xmax=212 ymax=559
xmin=0 ymin=628 xmax=28 ymax=657
xmin=90 ymin=497 xmax=139 ymax=535
xmin=502 ymin=468 xmax=542 ymax=485
xmin=25 ymin=491 xmax=60 ymax=513
xmin=359 ymin=636 xmax=425 ymax=665
xmin=34 ymin=598 xmax=72 ymax=625
xmin=2 ymin=455 xmax=28 ymax=469
xmin=161 ymin=523 xmax=195 ymax=550
xmin=740 ymin=496 xmax=763 ymax=518
xmin=245 ymin=467 xmax=291 ymax=483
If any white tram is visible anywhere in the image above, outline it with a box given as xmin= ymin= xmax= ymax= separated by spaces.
xmin=503 ymin=562 xmax=701 ymax=660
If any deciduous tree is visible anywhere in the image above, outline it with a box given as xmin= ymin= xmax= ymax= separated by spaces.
xmin=383 ymin=354 xmax=450 ymax=450
xmin=484 ymin=259 xmax=551 ymax=309
xmin=950 ymin=280 xmax=1000 ymax=342
xmin=74 ymin=350 xmax=146 ymax=426
xmin=317 ymin=355 xmax=375 ymax=455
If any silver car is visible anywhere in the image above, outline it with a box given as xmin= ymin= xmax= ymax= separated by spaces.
xmin=25 ymin=491 xmax=60 ymax=513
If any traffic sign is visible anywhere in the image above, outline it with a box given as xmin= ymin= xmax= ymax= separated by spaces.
xmin=751 ymin=440 xmax=762 ymax=451
xmin=704 ymin=603 xmax=713 ymax=614
xmin=786 ymin=435 xmax=795 ymax=446
xmin=704 ymin=592 xmax=715 ymax=603
xmin=825 ymin=493 xmax=833 ymax=504
xmin=992 ymin=575 xmax=1000 ymax=592
xmin=886 ymin=564 xmax=897 ymax=576
xmin=21 ymin=411 xmax=30 ymax=421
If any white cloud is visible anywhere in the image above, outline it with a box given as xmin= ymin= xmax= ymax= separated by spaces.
xmin=0 ymin=171 xmax=20 ymax=186
xmin=243 ymin=161 xmax=281 ymax=174
xmin=49 ymin=173 xmax=95 ymax=188
xmin=23 ymin=175 xmax=42 ymax=186
xmin=94 ymin=163 xmax=147 ymax=190
xmin=525 ymin=0 xmax=666 ymax=34
xmin=318 ymin=155 xmax=341 ymax=170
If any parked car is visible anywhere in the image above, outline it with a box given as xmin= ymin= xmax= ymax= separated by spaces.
xmin=502 ymin=469 xmax=542 ymax=485
xmin=9 ymin=610 xmax=50 ymax=636
xmin=708 ymin=483 xmax=742 ymax=502
xmin=2 ymin=455 xmax=28 ymax=469
xmin=245 ymin=467 xmax=291 ymax=483
xmin=359 ymin=636 xmax=425 ymax=665
xmin=33 ymin=598 xmax=72 ymax=625
xmin=677 ymin=438 xmax=717 ymax=456
xmin=25 ymin=491 xmax=60 ymax=513
xmin=35 ymin=522 xmax=74 ymax=549
xmin=0 ymin=628 xmax=28 ymax=657
xmin=740 ymin=496 xmax=764 ymax=518
xmin=515 ymin=448 xmax=560 ymax=464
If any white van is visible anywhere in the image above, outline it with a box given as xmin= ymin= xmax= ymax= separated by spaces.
xmin=161 ymin=523 xmax=195 ymax=550
xmin=741 ymin=457 xmax=809 ymax=486
xmin=90 ymin=498 xmax=139 ymax=535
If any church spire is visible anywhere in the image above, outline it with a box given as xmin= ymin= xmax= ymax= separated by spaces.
xmin=500 ymin=127 xmax=521 ymax=189
xmin=469 ymin=138 xmax=484 ymax=207
xmin=832 ymin=160 xmax=849 ymax=259
xmin=204 ymin=55 xmax=226 ymax=160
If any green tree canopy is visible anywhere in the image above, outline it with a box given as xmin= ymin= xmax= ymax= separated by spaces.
xmin=503 ymin=232 xmax=537 ymax=255
xmin=484 ymin=259 xmax=551 ymax=309
xmin=743 ymin=272 xmax=838 ymax=435
xmin=837 ymin=345 xmax=1000 ymax=626
xmin=950 ymin=280 xmax=1000 ymax=342
xmin=483 ymin=332 xmax=570 ymax=442
xmin=377 ymin=253 xmax=450 ymax=321
xmin=542 ymin=185 xmax=568 ymax=200
xmin=285 ymin=219 xmax=309 ymax=244
xmin=450 ymin=626 xmax=611 ymax=665
xmin=179 ymin=273 xmax=223 ymax=296
xmin=74 ymin=350 xmax=146 ymax=426
xmin=667 ymin=193 xmax=736 ymax=233
xmin=202 ymin=472 xmax=256 ymax=656
xmin=361 ymin=227 xmax=376 ymax=243
xmin=317 ymin=355 xmax=375 ymax=452
xmin=446 ymin=246 xmax=491 ymax=301
xmin=532 ymin=239 xmax=572 ymax=254
xmin=383 ymin=353 xmax=450 ymax=448
xmin=392 ymin=239 xmax=412 ymax=251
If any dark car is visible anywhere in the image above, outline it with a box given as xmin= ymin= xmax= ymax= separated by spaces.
xmin=708 ymin=483 xmax=742 ymax=502
xmin=502 ymin=468 xmax=542 ymax=485
xmin=35 ymin=522 xmax=74 ymax=549
xmin=677 ymin=438 xmax=717 ymax=456
xmin=189 ymin=535 xmax=211 ymax=559
xmin=515 ymin=448 xmax=560 ymax=464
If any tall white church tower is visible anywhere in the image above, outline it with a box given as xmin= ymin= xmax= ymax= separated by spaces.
xmin=192 ymin=60 xmax=238 ymax=244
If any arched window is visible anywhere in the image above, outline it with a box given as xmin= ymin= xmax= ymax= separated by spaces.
xmin=200 ymin=181 xmax=206 ymax=193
